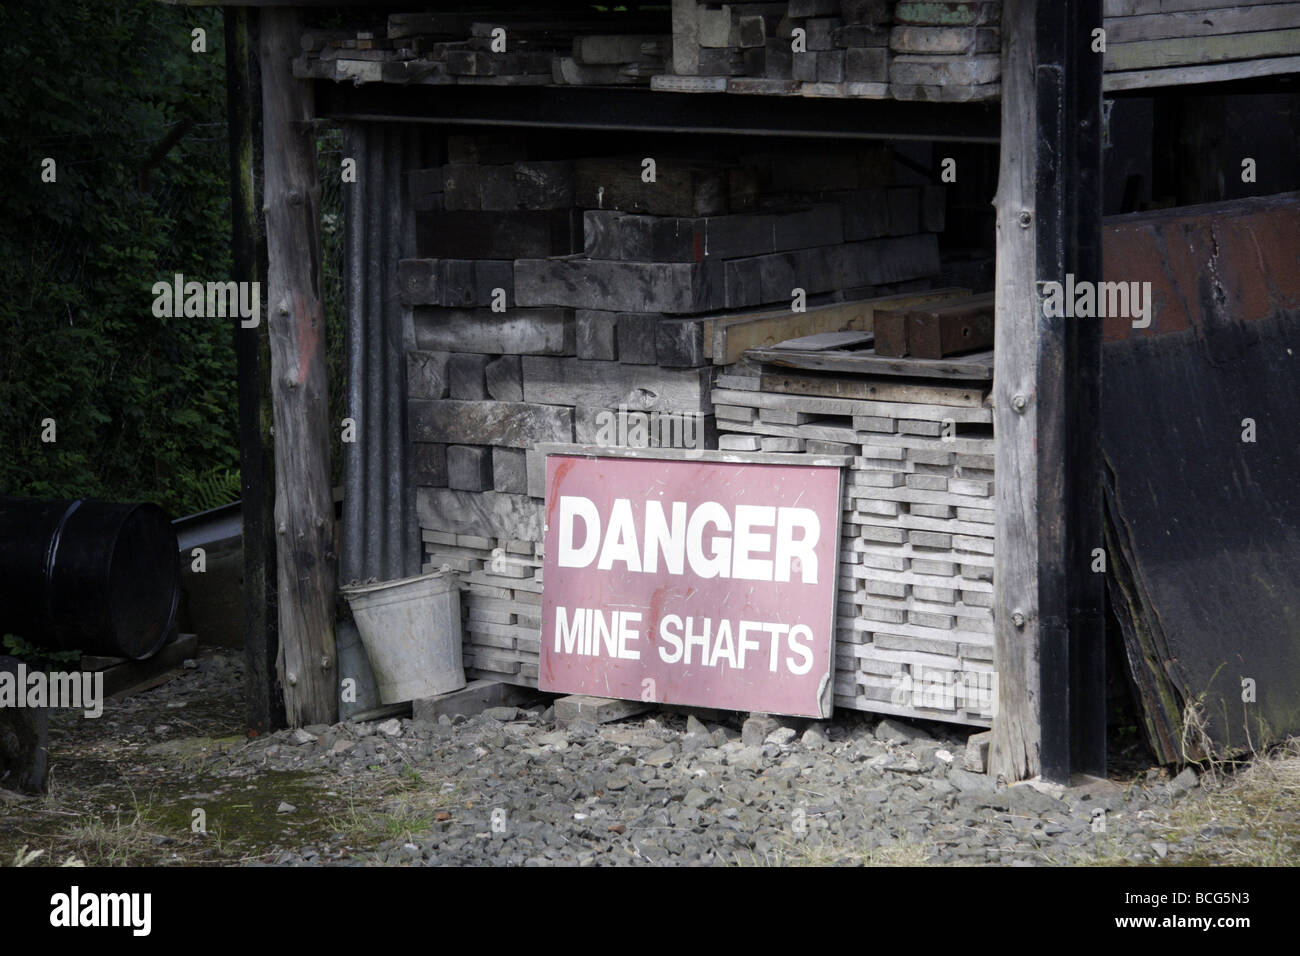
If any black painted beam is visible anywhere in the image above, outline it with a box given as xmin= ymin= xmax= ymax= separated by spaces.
xmin=1035 ymin=0 xmax=1106 ymax=783
xmin=315 ymin=83 xmax=1001 ymax=143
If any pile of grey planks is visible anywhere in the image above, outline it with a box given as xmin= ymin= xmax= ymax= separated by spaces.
xmin=296 ymin=11 xmax=671 ymax=87
xmin=1102 ymin=0 xmax=1300 ymax=91
xmin=658 ymin=0 xmax=898 ymax=96
xmin=404 ymin=132 xmax=571 ymax=686
xmin=404 ymin=133 xmax=949 ymax=689
xmin=714 ymin=336 xmax=998 ymax=726
xmin=889 ymin=1 xmax=1001 ymax=102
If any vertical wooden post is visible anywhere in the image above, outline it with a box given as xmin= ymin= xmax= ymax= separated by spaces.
xmin=992 ymin=0 xmax=1105 ymax=783
xmin=226 ymin=5 xmax=281 ymax=732
xmin=259 ymin=7 xmax=337 ymax=727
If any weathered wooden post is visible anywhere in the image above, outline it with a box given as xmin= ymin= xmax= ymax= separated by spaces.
xmin=992 ymin=0 xmax=1105 ymax=783
xmin=226 ymin=4 xmax=282 ymax=733
xmin=259 ymin=7 xmax=337 ymax=727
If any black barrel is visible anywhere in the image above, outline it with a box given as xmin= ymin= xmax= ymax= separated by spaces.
xmin=0 ymin=497 xmax=180 ymax=659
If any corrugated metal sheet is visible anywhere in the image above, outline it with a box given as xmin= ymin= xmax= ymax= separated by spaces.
xmin=341 ymin=123 xmax=421 ymax=587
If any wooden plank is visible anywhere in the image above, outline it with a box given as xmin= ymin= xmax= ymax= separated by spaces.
xmin=521 ymin=357 xmax=714 ymax=412
xmin=409 ymin=400 xmax=575 ymax=448
xmin=711 ymin=288 xmax=965 ymax=365
xmin=534 ymin=441 xmax=851 ymax=470
xmin=442 ymin=163 xmax=517 ymax=211
xmin=656 ymin=317 xmax=709 ymax=367
xmin=1104 ymin=5 xmax=1300 ymax=44
xmin=411 ymin=679 xmax=537 ymax=722
xmin=873 ymin=309 xmax=911 ymax=356
xmin=890 ymin=54 xmax=1001 ymax=85
xmin=573 ymin=34 xmax=667 ymax=65
xmin=260 ymin=8 xmax=335 ymax=728
xmin=93 ymin=634 xmax=199 ymax=700
xmin=413 ymin=308 xmax=574 ymax=356
xmin=1105 ymin=29 xmax=1300 ymax=71
xmin=554 ymin=695 xmax=652 ymax=727
xmin=399 ymin=259 xmax=513 ymax=308
xmin=710 ymin=388 xmax=993 ymax=422
xmin=514 ymin=258 xmax=725 ymax=314
xmin=906 ymin=292 xmax=996 ymax=358
xmin=485 ymin=355 xmax=524 ymax=402
xmin=744 ymin=346 xmax=994 ymax=380
xmin=417 ymin=488 xmax=543 ymax=541
xmin=447 ymin=445 xmax=493 ymax=492
xmin=672 ymin=0 xmax=702 ymax=75
xmin=1104 ymin=0 xmax=1284 ymax=16
xmin=415 ymin=210 xmax=579 ymax=259
xmin=890 ymin=25 xmax=999 ymax=54
xmin=773 ymin=331 xmax=874 ymax=350
xmin=894 ymin=1 xmax=1003 ymax=25
xmin=1102 ymin=53 xmax=1300 ymax=89
xmin=514 ymin=160 xmax=574 ymax=209
xmin=584 ymin=205 xmax=841 ymax=262
xmin=573 ymin=156 xmax=745 ymax=217
xmin=759 ymin=370 xmax=990 ymax=407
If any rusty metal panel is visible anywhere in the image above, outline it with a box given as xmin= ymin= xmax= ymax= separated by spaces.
xmin=1101 ymin=192 xmax=1300 ymax=342
xmin=540 ymin=454 xmax=841 ymax=718
xmin=1101 ymin=193 xmax=1300 ymax=762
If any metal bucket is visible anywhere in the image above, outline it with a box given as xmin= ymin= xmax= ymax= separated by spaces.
xmin=340 ymin=570 xmax=464 ymax=704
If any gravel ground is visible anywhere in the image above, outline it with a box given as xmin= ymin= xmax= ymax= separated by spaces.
xmin=6 ymin=648 xmax=1291 ymax=867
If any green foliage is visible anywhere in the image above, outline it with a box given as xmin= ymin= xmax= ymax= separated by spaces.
xmin=3 ymin=633 xmax=81 ymax=668
xmin=177 ymin=465 xmax=242 ymax=513
xmin=0 ymin=1 xmax=238 ymax=517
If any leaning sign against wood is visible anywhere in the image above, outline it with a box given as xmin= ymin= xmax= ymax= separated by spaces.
xmin=540 ymin=454 xmax=841 ymax=718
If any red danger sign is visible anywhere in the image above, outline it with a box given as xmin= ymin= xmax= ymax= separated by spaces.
xmin=540 ymin=454 xmax=840 ymax=718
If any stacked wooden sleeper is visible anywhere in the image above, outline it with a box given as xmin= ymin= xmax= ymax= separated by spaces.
xmin=404 ymin=133 xmax=951 ymax=690
xmin=715 ymin=334 xmax=997 ymax=727
xmin=889 ymin=0 xmax=1002 ymax=102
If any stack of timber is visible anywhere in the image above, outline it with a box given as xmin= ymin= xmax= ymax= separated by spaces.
xmin=715 ymin=329 xmax=997 ymax=726
xmin=658 ymin=0 xmax=899 ymax=97
xmin=404 ymin=132 xmax=572 ymax=684
xmin=294 ymin=2 xmax=1300 ymax=100
xmin=1102 ymin=0 xmax=1300 ymax=91
xmin=296 ymin=9 xmax=671 ymax=87
xmin=406 ymin=133 xmax=949 ymax=689
xmin=889 ymin=1 xmax=1001 ymax=102
xmin=556 ymin=34 xmax=670 ymax=86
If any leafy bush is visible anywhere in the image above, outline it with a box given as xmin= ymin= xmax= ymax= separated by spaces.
xmin=0 ymin=1 xmax=238 ymax=517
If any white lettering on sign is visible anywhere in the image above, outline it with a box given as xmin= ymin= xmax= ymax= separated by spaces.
xmin=554 ymin=607 xmax=642 ymax=659
xmin=552 ymin=608 xmax=815 ymax=677
xmin=555 ymin=495 xmax=819 ymax=584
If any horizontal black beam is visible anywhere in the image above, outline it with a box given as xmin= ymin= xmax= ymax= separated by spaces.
xmin=315 ymin=82 xmax=1001 ymax=143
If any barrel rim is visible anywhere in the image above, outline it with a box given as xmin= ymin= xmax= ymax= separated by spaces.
xmin=106 ymin=502 xmax=180 ymax=660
